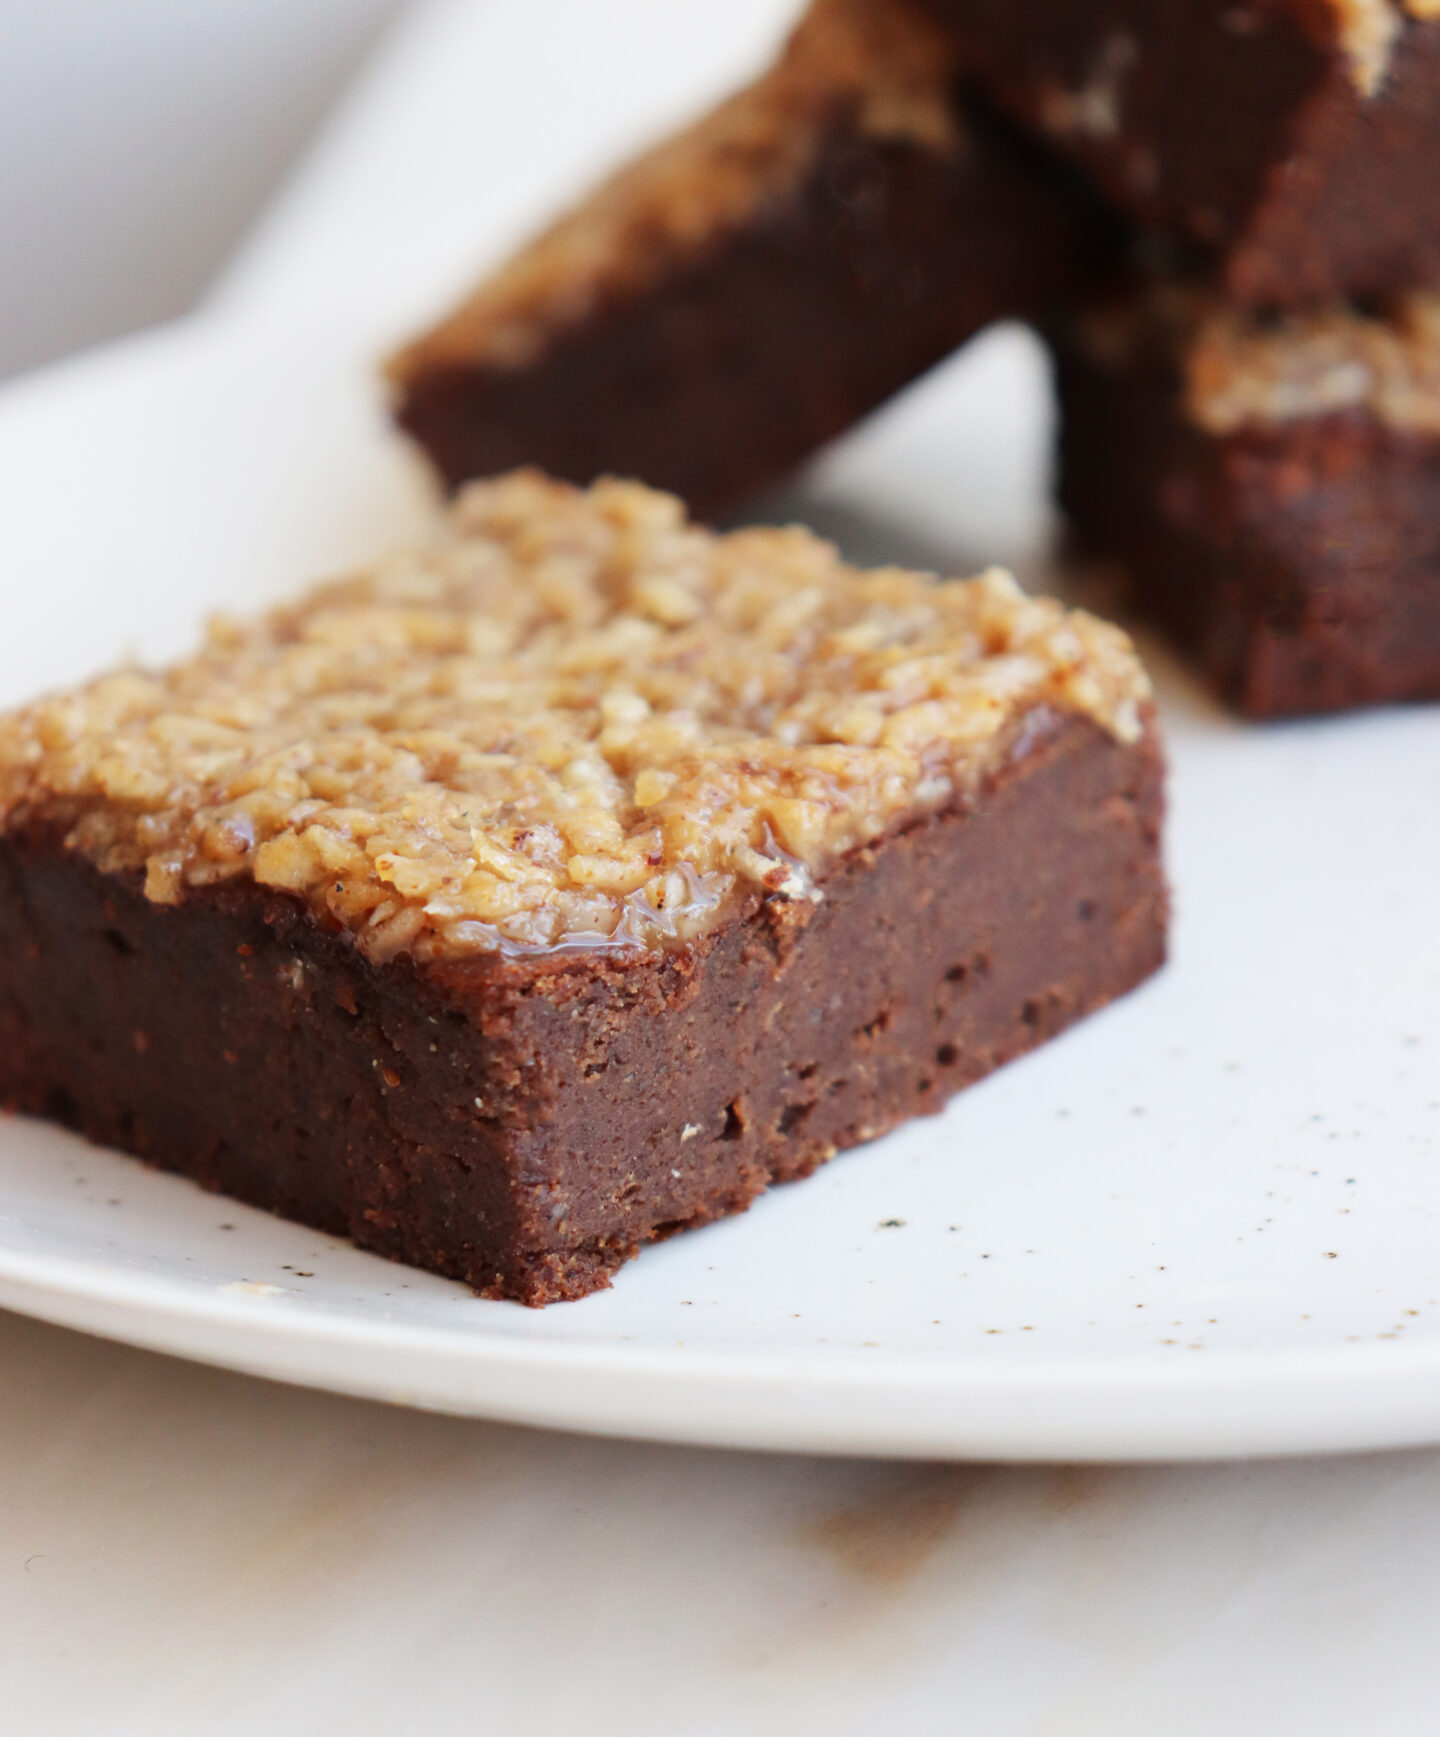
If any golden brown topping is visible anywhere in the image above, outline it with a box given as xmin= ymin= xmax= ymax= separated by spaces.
xmin=386 ymin=0 xmax=963 ymax=382
xmin=1325 ymin=0 xmax=1403 ymax=97
xmin=1075 ymin=280 xmax=1440 ymax=435
xmin=1318 ymin=1 xmax=1438 ymax=97
xmin=1184 ymin=293 xmax=1440 ymax=435
xmin=0 ymin=474 xmax=1150 ymax=961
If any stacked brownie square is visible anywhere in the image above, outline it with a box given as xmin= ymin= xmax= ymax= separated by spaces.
xmin=393 ymin=0 xmax=1440 ymax=718
xmin=928 ymin=0 xmax=1440 ymax=716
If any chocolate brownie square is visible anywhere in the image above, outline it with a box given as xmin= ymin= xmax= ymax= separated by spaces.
xmin=1054 ymin=279 xmax=1440 ymax=715
xmin=388 ymin=0 xmax=1105 ymax=518
xmin=919 ymin=0 xmax=1440 ymax=305
xmin=0 ymin=473 xmax=1166 ymax=1302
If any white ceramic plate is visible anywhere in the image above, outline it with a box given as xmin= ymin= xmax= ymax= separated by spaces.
xmin=3 ymin=312 xmax=1440 ymax=1463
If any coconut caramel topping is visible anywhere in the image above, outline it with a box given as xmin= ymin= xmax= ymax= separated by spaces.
xmin=0 ymin=473 xmax=1151 ymax=962
xmin=1074 ymin=277 xmax=1440 ymax=436
xmin=1185 ymin=292 xmax=1440 ymax=435
xmin=1326 ymin=0 xmax=1404 ymax=96
xmin=1327 ymin=0 xmax=1438 ymax=96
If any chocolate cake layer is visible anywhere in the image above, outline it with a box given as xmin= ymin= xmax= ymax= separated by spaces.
xmin=0 ymin=710 xmax=1166 ymax=1304
xmin=0 ymin=473 xmax=1165 ymax=1302
xmin=919 ymin=0 xmax=1440 ymax=306
xmin=388 ymin=0 xmax=1104 ymax=518
xmin=1054 ymin=288 xmax=1440 ymax=716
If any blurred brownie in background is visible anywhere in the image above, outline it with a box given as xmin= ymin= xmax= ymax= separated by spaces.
xmin=916 ymin=0 xmax=1440 ymax=306
xmin=388 ymin=0 xmax=1107 ymax=518
xmin=1054 ymin=278 xmax=1440 ymax=715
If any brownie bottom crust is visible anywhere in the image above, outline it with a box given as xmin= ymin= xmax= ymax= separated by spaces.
xmin=0 ymin=712 xmax=1166 ymax=1304
xmin=1057 ymin=339 xmax=1440 ymax=718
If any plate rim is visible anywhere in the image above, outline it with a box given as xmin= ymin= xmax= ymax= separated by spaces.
xmin=4 ymin=1237 xmax=1440 ymax=1461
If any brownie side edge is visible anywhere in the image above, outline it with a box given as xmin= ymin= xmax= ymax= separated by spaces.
xmin=1055 ymin=334 xmax=1440 ymax=716
xmin=0 ymin=711 xmax=1166 ymax=1303
xmin=392 ymin=104 xmax=1099 ymax=519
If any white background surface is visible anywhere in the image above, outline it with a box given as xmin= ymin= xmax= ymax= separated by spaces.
xmin=6 ymin=0 xmax=1440 ymax=1730
xmin=0 ymin=0 xmax=410 ymax=380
